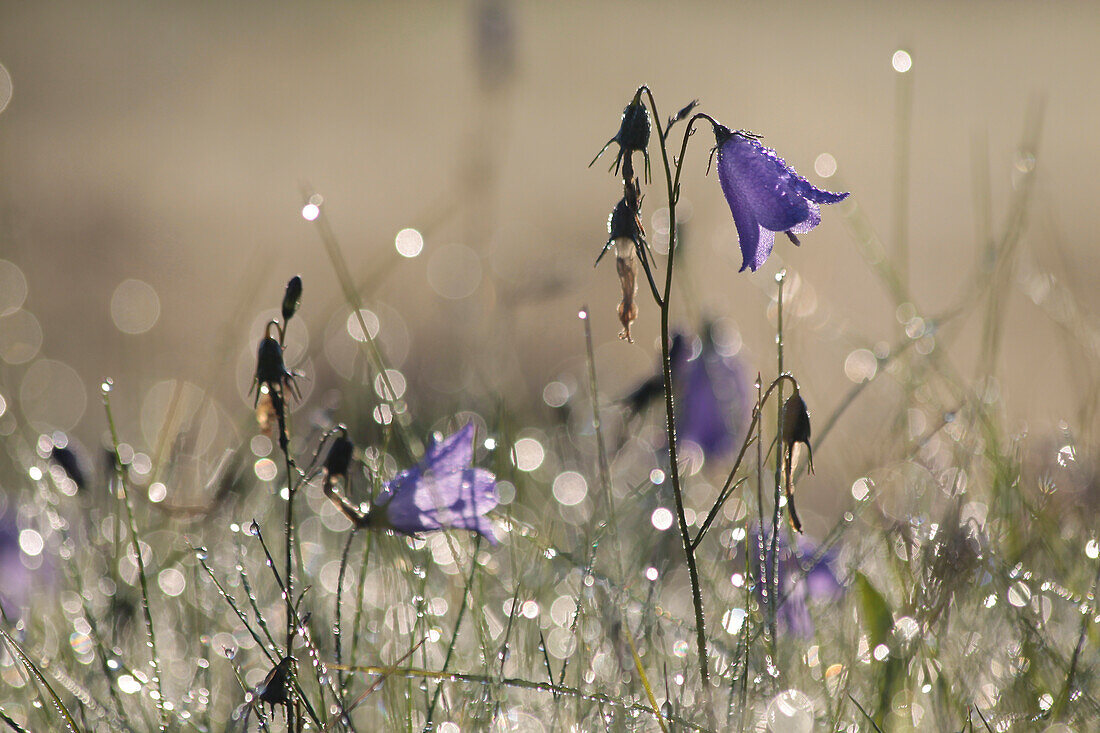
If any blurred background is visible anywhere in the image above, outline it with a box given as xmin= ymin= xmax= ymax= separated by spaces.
xmin=2 ymin=0 xmax=1099 ymax=529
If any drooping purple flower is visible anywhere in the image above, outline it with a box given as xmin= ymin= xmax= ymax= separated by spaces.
xmin=623 ymin=328 xmax=749 ymax=461
xmin=713 ymin=124 xmax=849 ymax=273
xmin=370 ymin=423 xmax=499 ymax=544
xmin=746 ymin=528 xmax=845 ymax=638
xmin=676 ymin=325 xmax=751 ymax=458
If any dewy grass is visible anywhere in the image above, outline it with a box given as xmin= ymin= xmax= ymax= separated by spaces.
xmin=4 ymin=74 xmax=1100 ymax=732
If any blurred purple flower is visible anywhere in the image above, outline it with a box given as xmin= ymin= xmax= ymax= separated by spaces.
xmin=713 ymin=124 xmax=848 ymax=273
xmin=748 ymin=528 xmax=845 ymax=638
xmin=624 ymin=328 xmax=750 ymax=460
xmin=371 ymin=423 xmax=499 ymax=544
xmin=676 ymin=326 xmax=751 ymax=458
xmin=0 ymin=506 xmax=30 ymax=619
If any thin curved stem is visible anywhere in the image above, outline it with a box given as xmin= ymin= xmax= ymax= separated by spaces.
xmin=637 ymin=84 xmax=711 ymax=693
xmin=693 ymin=374 xmax=799 ymax=549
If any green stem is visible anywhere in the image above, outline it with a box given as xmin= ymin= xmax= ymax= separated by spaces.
xmin=638 ymin=84 xmax=710 ymax=693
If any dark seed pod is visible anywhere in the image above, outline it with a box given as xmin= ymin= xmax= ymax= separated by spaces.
xmin=781 ymin=392 xmax=812 ymax=452
xmin=590 ymin=90 xmax=652 ymax=182
xmin=281 ymin=275 xmax=303 ymax=322
xmin=255 ymin=336 xmax=286 ymax=385
xmin=323 ymin=431 xmax=354 ymax=481
xmin=616 ymin=98 xmax=651 ymax=155
xmin=596 ymin=194 xmax=645 ymax=266
xmin=256 ymin=657 xmax=294 ymax=710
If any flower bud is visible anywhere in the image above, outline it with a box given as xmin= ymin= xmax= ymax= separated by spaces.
xmin=281 ymin=275 xmax=303 ymax=323
xmin=590 ymin=90 xmax=652 ymax=181
xmin=256 ymin=656 xmax=294 ymax=711
xmin=323 ymin=431 xmax=354 ymax=484
xmin=781 ymin=392 xmax=812 ymax=455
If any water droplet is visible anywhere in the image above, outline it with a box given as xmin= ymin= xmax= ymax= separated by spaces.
xmin=100 ymin=379 xmax=113 ymax=394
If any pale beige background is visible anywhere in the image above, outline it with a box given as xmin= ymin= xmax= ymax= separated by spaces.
xmin=1 ymin=1 xmax=1097 ymax=523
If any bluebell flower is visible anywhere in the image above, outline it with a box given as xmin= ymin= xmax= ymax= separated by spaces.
xmin=624 ymin=328 xmax=749 ymax=461
xmin=676 ymin=325 xmax=750 ymax=458
xmin=747 ymin=529 xmax=845 ymax=638
xmin=712 ymin=124 xmax=848 ymax=273
xmin=369 ymin=423 xmax=499 ymax=543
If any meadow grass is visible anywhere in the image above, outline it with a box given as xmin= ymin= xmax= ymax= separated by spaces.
xmin=0 ymin=84 xmax=1097 ymax=733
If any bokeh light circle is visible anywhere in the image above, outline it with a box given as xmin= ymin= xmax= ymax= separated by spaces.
xmin=19 ymin=359 xmax=87 ymax=432
xmin=0 ymin=260 xmax=27 ymax=315
xmin=0 ymin=309 xmax=43 ymax=364
xmin=110 ymin=279 xmax=160 ymax=334
xmin=0 ymin=63 xmax=11 ymax=115
xmin=395 ymin=228 xmax=424 ymax=258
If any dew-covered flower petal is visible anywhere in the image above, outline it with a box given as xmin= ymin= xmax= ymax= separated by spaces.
xmin=713 ymin=125 xmax=848 ymax=272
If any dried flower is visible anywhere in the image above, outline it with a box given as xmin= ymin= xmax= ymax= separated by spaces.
xmin=281 ymin=275 xmax=302 ymax=323
xmin=597 ymin=175 xmax=646 ymax=342
xmin=344 ymin=424 xmax=499 ymax=543
xmin=590 ymin=90 xmax=651 ymax=181
xmin=713 ymin=124 xmax=848 ymax=272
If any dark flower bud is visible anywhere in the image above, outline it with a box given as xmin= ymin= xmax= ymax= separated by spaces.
xmin=668 ymin=99 xmax=699 ymax=129
xmin=616 ymin=98 xmax=651 ymax=155
xmin=781 ymin=392 xmax=812 ymax=456
xmin=324 ymin=435 xmax=353 ymax=478
xmin=50 ymin=445 xmax=87 ymax=492
xmin=596 ymin=194 xmax=645 ymax=266
xmin=323 ymin=430 xmax=354 ymax=489
xmin=256 ymin=656 xmax=294 ymax=710
xmin=281 ymin=275 xmax=303 ymax=323
xmin=255 ymin=336 xmax=286 ymax=385
xmin=251 ymin=321 xmax=301 ymax=409
xmin=781 ymin=391 xmax=812 ymax=533
xmin=590 ymin=90 xmax=652 ymax=182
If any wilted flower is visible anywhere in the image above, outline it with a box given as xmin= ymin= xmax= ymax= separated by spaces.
xmin=712 ymin=124 xmax=848 ymax=272
xmin=590 ymin=90 xmax=651 ymax=182
xmin=324 ymin=424 xmax=499 ymax=543
xmin=747 ymin=529 xmax=845 ymax=638
xmin=597 ymin=172 xmax=646 ymax=342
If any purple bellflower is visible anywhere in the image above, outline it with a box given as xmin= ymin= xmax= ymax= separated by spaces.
xmin=677 ymin=325 xmax=751 ymax=458
xmin=713 ymin=124 xmax=848 ymax=273
xmin=747 ymin=528 xmax=845 ymax=638
xmin=624 ymin=328 xmax=749 ymax=461
xmin=369 ymin=423 xmax=499 ymax=544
